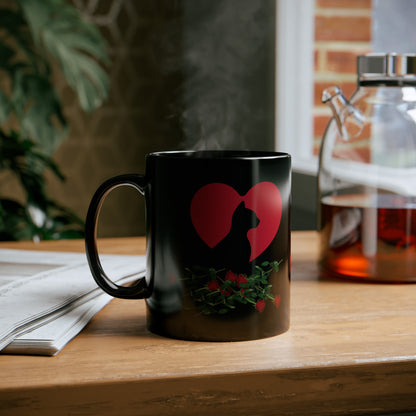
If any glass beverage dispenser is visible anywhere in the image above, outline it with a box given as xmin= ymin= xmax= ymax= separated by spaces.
xmin=319 ymin=53 xmax=416 ymax=282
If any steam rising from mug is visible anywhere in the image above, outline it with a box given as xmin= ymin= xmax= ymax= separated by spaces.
xmin=179 ymin=0 xmax=275 ymax=150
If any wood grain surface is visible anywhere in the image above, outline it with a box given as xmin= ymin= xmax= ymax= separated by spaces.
xmin=0 ymin=232 xmax=416 ymax=415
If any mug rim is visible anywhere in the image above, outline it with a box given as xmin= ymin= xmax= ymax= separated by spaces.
xmin=147 ymin=150 xmax=291 ymax=160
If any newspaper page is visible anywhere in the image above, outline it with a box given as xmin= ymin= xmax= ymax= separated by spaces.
xmin=0 ymin=249 xmax=146 ymax=355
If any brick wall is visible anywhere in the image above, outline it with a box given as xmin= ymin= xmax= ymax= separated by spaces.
xmin=313 ymin=0 xmax=372 ymax=155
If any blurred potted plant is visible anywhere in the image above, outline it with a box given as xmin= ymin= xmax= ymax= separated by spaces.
xmin=0 ymin=0 xmax=109 ymax=240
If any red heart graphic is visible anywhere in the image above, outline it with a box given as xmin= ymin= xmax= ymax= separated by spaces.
xmin=190 ymin=182 xmax=282 ymax=262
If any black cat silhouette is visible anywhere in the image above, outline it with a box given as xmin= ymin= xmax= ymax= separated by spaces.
xmin=210 ymin=202 xmax=260 ymax=272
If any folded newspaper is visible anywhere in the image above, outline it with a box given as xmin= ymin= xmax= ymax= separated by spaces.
xmin=0 ymin=249 xmax=145 ymax=356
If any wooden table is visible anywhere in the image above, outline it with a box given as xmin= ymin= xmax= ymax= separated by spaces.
xmin=1 ymin=231 xmax=416 ymax=416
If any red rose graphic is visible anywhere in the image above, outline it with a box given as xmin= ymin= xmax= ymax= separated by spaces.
xmin=237 ymin=274 xmax=247 ymax=287
xmin=274 ymin=295 xmax=281 ymax=308
xmin=225 ymin=270 xmax=237 ymax=282
xmin=256 ymin=299 xmax=266 ymax=313
xmin=208 ymin=280 xmax=220 ymax=291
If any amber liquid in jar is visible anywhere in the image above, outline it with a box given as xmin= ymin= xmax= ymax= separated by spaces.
xmin=320 ymin=194 xmax=416 ymax=282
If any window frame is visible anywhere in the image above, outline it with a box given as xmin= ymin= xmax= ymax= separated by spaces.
xmin=275 ymin=0 xmax=318 ymax=175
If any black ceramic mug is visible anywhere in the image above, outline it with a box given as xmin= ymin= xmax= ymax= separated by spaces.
xmin=85 ymin=150 xmax=291 ymax=341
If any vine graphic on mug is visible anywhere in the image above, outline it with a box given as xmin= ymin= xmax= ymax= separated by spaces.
xmin=184 ymin=182 xmax=283 ymax=315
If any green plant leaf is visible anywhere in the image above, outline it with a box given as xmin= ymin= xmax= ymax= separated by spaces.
xmin=0 ymin=91 xmax=10 ymax=123
xmin=0 ymin=198 xmax=32 ymax=241
xmin=0 ymin=43 xmax=15 ymax=71
xmin=0 ymin=7 xmax=46 ymax=74
xmin=0 ymin=129 xmax=84 ymax=241
xmin=0 ymin=9 xmax=27 ymax=50
xmin=0 ymin=1 xmax=107 ymax=241
xmin=18 ymin=0 xmax=110 ymax=113
xmin=14 ymin=72 xmax=67 ymax=153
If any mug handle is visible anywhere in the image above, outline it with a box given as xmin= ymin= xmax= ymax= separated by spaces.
xmin=85 ymin=174 xmax=150 ymax=299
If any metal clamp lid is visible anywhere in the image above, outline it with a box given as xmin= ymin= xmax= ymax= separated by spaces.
xmin=357 ymin=53 xmax=416 ymax=83
xmin=402 ymin=54 xmax=416 ymax=76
